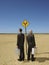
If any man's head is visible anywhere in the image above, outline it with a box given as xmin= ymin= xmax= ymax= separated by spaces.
xmin=19 ymin=28 xmax=22 ymax=33
xmin=29 ymin=30 xmax=33 ymax=35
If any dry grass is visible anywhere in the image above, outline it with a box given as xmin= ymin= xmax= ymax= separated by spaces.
xmin=0 ymin=34 xmax=49 ymax=65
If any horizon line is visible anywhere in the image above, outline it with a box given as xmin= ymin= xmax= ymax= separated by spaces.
xmin=0 ymin=33 xmax=49 ymax=34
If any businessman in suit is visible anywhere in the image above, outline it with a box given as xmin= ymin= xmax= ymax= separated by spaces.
xmin=17 ymin=28 xmax=25 ymax=61
xmin=26 ymin=30 xmax=36 ymax=61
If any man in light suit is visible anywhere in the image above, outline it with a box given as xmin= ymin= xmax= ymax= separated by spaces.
xmin=26 ymin=30 xmax=36 ymax=61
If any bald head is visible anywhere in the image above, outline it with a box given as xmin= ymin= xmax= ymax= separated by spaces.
xmin=29 ymin=30 xmax=33 ymax=34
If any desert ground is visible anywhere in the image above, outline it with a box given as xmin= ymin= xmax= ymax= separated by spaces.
xmin=0 ymin=33 xmax=49 ymax=65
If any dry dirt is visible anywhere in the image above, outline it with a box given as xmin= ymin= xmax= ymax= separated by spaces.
xmin=0 ymin=34 xmax=49 ymax=65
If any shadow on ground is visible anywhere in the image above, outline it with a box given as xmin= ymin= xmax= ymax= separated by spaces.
xmin=37 ymin=52 xmax=49 ymax=54
xmin=23 ymin=57 xmax=49 ymax=63
xmin=36 ymin=57 xmax=49 ymax=62
xmin=18 ymin=52 xmax=49 ymax=63
xmin=35 ymin=52 xmax=49 ymax=62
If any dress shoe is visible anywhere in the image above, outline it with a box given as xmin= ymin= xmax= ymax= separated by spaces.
xmin=18 ymin=59 xmax=22 ymax=61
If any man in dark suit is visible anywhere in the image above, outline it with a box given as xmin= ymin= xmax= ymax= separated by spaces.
xmin=26 ymin=30 xmax=36 ymax=61
xmin=17 ymin=28 xmax=25 ymax=61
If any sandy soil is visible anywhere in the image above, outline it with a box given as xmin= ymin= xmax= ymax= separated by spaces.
xmin=0 ymin=34 xmax=49 ymax=65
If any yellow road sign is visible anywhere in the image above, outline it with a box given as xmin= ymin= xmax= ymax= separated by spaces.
xmin=22 ymin=20 xmax=29 ymax=28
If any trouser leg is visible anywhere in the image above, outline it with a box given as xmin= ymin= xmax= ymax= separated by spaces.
xmin=31 ymin=54 xmax=35 ymax=61
xmin=22 ymin=51 xmax=25 ymax=60
xmin=31 ymin=48 xmax=35 ymax=61
xmin=31 ymin=54 xmax=34 ymax=59
xmin=21 ymin=48 xmax=25 ymax=60
xmin=19 ymin=47 xmax=24 ymax=60
xmin=27 ymin=47 xmax=31 ymax=60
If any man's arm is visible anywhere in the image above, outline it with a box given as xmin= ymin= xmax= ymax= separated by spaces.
xmin=17 ymin=34 xmax=19 ymax=46
xmin=33 ymin=35 xmax=36 ymax=47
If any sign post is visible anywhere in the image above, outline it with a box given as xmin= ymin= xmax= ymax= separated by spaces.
xmin=22 ymin=20 xmax=29 ymax=55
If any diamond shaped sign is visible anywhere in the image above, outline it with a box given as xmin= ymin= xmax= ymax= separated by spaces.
xmin=22 ymin=20 xmax=29 ymax=28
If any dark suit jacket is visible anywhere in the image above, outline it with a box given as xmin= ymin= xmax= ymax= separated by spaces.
xmin=17 ymin=33 xmax=24 ymax=49
xmin=27 ymin=34 xmax=36 ymax=48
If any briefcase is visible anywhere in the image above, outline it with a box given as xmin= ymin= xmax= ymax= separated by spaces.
xmin=31 ymin=48 xmax=34 ymax=54
xmin=31 ymin=47 xmax=38 ymax=54
xmin=16 ymin=48 xmax=20 ymax=56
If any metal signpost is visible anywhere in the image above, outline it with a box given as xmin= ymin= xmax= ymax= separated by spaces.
xmin=22 ymin=20 xmax=29 ymax=54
